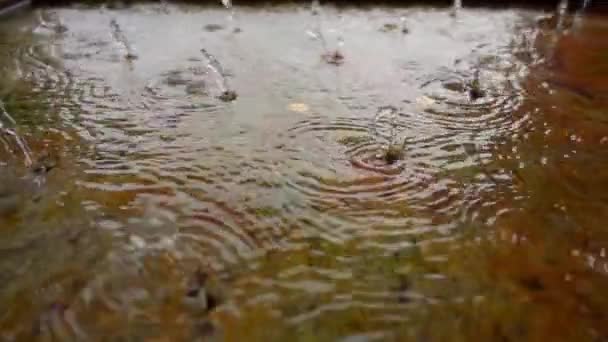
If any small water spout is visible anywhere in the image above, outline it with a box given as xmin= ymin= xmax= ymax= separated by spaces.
xmin=371 ymin=105 xmax=406 ymax=164
xmin=200 ymin=48 xmax=237 ymax=101
xmin=110 ymin=19 xmax=138 ymax=60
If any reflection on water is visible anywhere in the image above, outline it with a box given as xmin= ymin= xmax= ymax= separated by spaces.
xmin=0 ymin=3 xmax=607 ymax=341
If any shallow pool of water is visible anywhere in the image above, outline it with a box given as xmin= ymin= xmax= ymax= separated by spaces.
xmin=0 ymin=2 xmax=607 ymax=341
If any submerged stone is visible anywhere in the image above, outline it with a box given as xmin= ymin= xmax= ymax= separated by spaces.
xmin=185 ymin=81 xmax=207 ymax=95
xmin=380 ymin=23 xmax=399 ymax=32
xmin=204 ymin=24 xmax=224 ymax=32
xmin=322 ymin=50 xmax=345 ymax=66
xmin=384 ymin=143 xmax=405 ymax=164
xmin=218 ymin=90 xmax=237 ymax=102
xmin=468 ymin=73 xmax=486 ymax=100
xmin=443 ymin=81 xmax=466 ymax=93
xmin=125 ymin=53 xmax=138 ymax=61
xmin=468 ymin=84 xmax=486 ymax=100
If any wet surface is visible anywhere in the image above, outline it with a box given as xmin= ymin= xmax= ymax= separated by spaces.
xmin=0 ymin=2 xmax=607 ymax=341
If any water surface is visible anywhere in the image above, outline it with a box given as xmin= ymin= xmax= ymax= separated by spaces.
xmin=0 ymin=3 xmax=607 ymax=341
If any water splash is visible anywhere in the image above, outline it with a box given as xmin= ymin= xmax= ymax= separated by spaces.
xmin=200 ymin=48 xmax=237 ymax=101
xmin=544 ymin=0 xmax=570 ymax=62
xmin=400 ymin=15 xmax=409 ymax=34
xmin=110 ymin=19 xmax=138 ymax=60
xmin=36 ymin=10 xmax=68 ymax=34
xmin=0 ymin=101 xmax=33 ymax=167
xmin=221 ymin=0 xmax=239 ymax=33
xmin=371 ymin=105 xmax=406 ymax=163
xmin=372 ymin=106 xmax=397 ymax=140
xmin=329 ymin=15 xmax=346 ymax=64
xmin=159 ymin=0 xmax=170 ymax=14
xmin=582 ymin=0 xmax=591 ymax=9
xmin=451 ymin=0 xmax=462 ymax=17
xmin=307 ymin=0 xmax=328 ymax=51
xmin=555 ymin=0 xmax=569 ymax=32
xmin=307 ymin=0 xmax=345 ymax=65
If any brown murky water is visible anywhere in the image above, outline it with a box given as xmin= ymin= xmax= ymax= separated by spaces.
xmin=0 ymin=2 xmax=607 ymax=341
